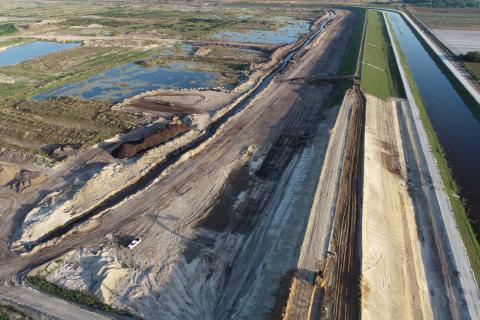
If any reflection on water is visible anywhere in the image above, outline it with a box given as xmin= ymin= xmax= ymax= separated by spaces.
xmin=388 ymin=11 xmax=480 ymax=237
xmin=211 ymin=18 xmax=310 ymax=44
xmin=33 ymin=61 xmax=229 ymax=102
xmin=0 ymin=41 xmax=79 ymax=67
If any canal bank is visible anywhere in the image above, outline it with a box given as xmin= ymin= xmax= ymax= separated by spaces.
xmin=384 ymin=11 xmax=480 ymax=318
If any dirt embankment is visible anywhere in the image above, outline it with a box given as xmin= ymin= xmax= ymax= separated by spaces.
xmin=360 ymin=94 xmax=433 ymax=319
xmin=320 ymin=85 xmax=365 ymax=320
xmin=283 ymin=87 xmax=354 ymax=320
xmin=112 ymin=123 xmax=189 ymax=159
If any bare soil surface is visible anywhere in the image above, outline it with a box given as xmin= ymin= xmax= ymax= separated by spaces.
xmin=433 ymin=29 xmax=480 ymax=55
xmin=0 ymin=10 xmax=350 ymax=320
xmin=360 ymin=94 xmax=433 ymax=320
xmin=283 ymin=87 xmax=353 ymax=320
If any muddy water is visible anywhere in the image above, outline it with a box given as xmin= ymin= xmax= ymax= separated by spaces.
xmin=33 ymin=60 xmax=229 ymax=102
xmin=0 ymin=41 xmax=79 ymax=67
xmin=387 ymin=11 xmax=480 ymax=239
xmin=211 ymin=17 xmax=310 ymax=45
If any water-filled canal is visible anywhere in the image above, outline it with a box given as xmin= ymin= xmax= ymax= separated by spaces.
xmin=387 ymin=11 xmax=480 ymax=239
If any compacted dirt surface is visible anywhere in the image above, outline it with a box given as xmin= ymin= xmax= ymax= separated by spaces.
xmin=361 ymin=95 xmax=433 ymax=319
xmin=0 ymin=9 xmax=355 ymax=320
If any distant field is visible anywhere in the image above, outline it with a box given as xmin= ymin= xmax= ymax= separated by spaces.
xmin=408 ymin=6 xmax=480 ymax=30
xmin=0 ymin=0 xmax=312 ymax=41
xmin=361 ymin=10 xmax=403 ymax=100
xmin=433 ymin=29 xmax=480 ymax=55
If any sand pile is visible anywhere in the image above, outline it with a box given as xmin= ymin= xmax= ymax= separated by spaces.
xmin=44 ymin=247 xmax=129 ymax=304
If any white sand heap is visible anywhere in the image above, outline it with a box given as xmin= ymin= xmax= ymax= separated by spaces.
xmin=44 ymin=247 xmax=129 ymax=304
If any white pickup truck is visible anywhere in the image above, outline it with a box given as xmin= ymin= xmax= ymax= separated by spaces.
xmin=128 ymin=238 xmax=142 ymax=249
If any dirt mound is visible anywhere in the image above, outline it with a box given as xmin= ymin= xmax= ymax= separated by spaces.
xmin=112 ymin=123 xmax=189 ymax=159
xmin=6 ymin=168 xmax=47 ymax=193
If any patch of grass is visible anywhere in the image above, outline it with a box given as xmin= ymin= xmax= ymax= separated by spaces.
xmin=327 ymin=79 xmax=354 ymax=107
xmin=0 ymin=46 xmax=151 ymax=102
xmin=0 ymin=23 xmax=16 ymax=36
xmin=64 ymin=17 xmax=129 ymax=28
xmin=0 ymin=97 xmax=139 ymax=153
xmin=27 ymin=275 xmax=130 ymax=317
xmin=0 ymin=45 xmax=150 ymax=155
xmin=388 ymin=16 xmax=480 ymax=287
xmin=361 ymin=10 xmax=403 ymax=100
xmin=0 ymin=304 xmax=32 ymax=320
xmin=0 ymin=38 xmax=33 ymax=49
xmin=465 ymin=62 xmax=480 ymax=82
xmin=338 ymin=7 xmax=365 ymax=76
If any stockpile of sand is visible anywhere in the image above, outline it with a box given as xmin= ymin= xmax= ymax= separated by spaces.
xmin=42 ymin=247 xmax=129 ymax=304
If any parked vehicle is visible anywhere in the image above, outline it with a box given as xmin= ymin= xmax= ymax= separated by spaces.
xmin=128 ymin=238 xmax=142 ymax=249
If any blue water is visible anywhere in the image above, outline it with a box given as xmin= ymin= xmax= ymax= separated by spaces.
xmin=387 ymin=11 xmax=480 ymax=236
xmin=211 ymin=18 xmax=310 ymax=44
xmin=33 ymin=61 xmax=224 ymax=102
xmin=0 ymin=41 xmax=79 ymax=67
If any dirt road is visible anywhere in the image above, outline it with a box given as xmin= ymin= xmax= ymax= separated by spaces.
xmin=283 ymin=87 xmax=354 ymax=320
xmin=321 ymin=85 xmax=365 ymax=320
xmin=361 ymin=95 xmax=433 ymax=319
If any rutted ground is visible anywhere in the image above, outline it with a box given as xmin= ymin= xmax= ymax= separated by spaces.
xmin=10 ymin=25 xmax=313 ymax=251
xmin=17 ymin=10 xmax=352 ymax=319
xmin=361 ymin=94 xmax=432 ymax=319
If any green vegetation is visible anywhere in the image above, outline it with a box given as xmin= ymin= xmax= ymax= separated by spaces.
xmin=325 ymin=7 xmax=366 ymax=107
xmin=361 ymin=11 xmax=403 ymax=100
xmin=64 ymin=17 xmax=129 ymax=28
xmin=0 ymin=23 xmax=16 ymax=36
xmin=463 ymin=51 xmax=480 ymax=63
xmin=0 ymin=304 xmax=32 ymax=320
xmin=408 ymin=6 xmax=480 ymax=29
xmin=338 ymin=7 xmax=365 ymax=76
xmin=0 ymin=97 xmax=139 ymax=152
xmin=327 ymin=79 xmax=354 ymax=107
xmin=0 ymin=38 xmax=34 ymax=49
xmin=461 ymin=52 xmax=480 ymax=84
xmin=465 ymin=62 xmax=480 ymax=82
xmin=0 ymin=46 xmax=149 ymax=154
xmin=388 ymin=17 xmax=480 ymax=287
xmin=27 ymin=275 xmax=130 ymax=316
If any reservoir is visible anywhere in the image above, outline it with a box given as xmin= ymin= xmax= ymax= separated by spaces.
xmin=387 ymin=11 xmax=480 ymax=239
xmin=211 ymin=18 xmax=310 ymax=44
xmin=0 ymin=41 xmax=79 ymax=67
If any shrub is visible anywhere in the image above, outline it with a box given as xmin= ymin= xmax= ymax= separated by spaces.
xmin=0 ymin=23 xmax=17 ymax=36
xmin=463 ymin=51 xmax=480 ymax=63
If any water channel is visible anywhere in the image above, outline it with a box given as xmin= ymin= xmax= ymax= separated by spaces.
xmin=387 ymin=11 xmax=480 ymax=239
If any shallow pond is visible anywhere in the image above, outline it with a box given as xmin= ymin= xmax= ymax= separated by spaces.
xmin=387 ymin=11 xmax=480 ymax=238
xmin=211 ymin=17 xmax=310 ymax=44
xmin=0 ymin=41 xmax=79 ymax=67
xmin=33 ymin=60 xmax=231 ymax=102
